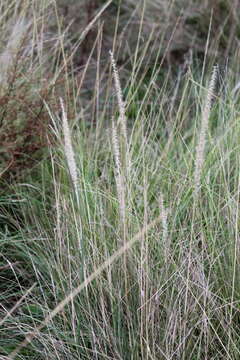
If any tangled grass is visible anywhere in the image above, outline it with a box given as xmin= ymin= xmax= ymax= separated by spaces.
xmin=1 ymin=1 xmax=240 ymax=359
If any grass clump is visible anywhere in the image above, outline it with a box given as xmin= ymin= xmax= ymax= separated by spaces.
xmin=1 ymin=1 xmax=240 ymax=359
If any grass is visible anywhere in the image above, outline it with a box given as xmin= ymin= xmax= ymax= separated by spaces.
xmin=1 ymin=0 xmax=240 ymax=359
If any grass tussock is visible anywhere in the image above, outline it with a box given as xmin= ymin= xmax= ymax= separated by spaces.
xmin=1 ymin=1 xmax=240 ymax=359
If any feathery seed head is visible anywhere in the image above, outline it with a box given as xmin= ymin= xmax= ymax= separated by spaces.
xmin=194 ymin=65 xmax=218 ymax=199
xmin=60 ymin=98 xmax=78 ymax=193
xmin=109 ymin=50 xmax=128 ymax=143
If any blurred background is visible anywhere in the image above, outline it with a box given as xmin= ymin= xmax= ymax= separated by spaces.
xmin=56 ymin=0 xmax=240 ymax=72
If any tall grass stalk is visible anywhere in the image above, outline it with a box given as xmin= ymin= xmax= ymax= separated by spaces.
xmin=159 ymin=193 xmax=169 ymax=259
xmin=60 ymin=97 xmax=79 ymax=204
xmin=110 ymin=50 xmax=132 ymax=331
xmin=109 ymin=50 xmax=128 ymax=144
xmin=111 ymin=121 xmax=126 ymax=229
xmin=194 ymin=65 xmax=218 ymax=200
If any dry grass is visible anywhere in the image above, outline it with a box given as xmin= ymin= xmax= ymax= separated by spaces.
xmin=1 ymin=1 xmax=240 ymax=359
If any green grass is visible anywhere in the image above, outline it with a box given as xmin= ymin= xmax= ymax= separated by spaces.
xmin=1 ymin=1 xmax=240 ymax=359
